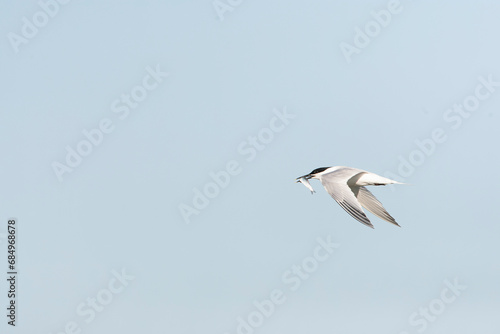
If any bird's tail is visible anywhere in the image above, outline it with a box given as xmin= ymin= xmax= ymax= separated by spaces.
xmin=349 ymin=172 xmax=405 ymax=187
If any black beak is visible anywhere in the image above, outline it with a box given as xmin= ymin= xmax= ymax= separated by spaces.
xmin=296 ymin=174 xmax=312 ymax=182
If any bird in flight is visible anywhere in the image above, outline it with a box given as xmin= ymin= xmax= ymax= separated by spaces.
xmin=296 ymin=166 xmax=403 ymax=228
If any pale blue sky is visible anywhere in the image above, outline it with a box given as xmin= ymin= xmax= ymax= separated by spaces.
xmin=1 ymin=1 xmax=499 ymax=333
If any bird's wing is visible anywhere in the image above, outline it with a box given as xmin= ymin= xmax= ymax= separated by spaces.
xmin=352 ymin=186 xmax=400 ymax=227
xmin=320 ymin=169 xmax=373 ymax=228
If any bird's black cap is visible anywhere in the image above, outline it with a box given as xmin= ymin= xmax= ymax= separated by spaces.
xmin=310 ymin=167 xmax=329 ymax=175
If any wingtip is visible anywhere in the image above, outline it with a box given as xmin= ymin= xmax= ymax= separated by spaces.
xmin=363 ymin=221 xmax=375 ymax=229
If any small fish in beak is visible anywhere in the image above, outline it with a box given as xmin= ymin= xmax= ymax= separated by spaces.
xmin=296 ymin=176 xmax=315 ymax=194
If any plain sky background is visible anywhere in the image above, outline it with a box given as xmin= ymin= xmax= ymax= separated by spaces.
xmin=1 ymin=1 xmax=500 ymax=333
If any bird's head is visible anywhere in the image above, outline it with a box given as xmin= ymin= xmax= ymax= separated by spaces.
xmin=296 ymin=167 xmax=330 ymax=182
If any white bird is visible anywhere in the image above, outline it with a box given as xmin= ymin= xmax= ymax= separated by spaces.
xmin=296 ymin=166 xmax=403 ymax=228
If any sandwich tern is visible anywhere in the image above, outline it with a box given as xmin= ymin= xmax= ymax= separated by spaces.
xmin=296 ymin=166 xmax=403 ymax=228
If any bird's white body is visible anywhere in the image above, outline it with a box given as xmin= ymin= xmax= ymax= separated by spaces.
xmin=314 ymin=166 xmax=401 ymax=187
xmin=296 ymin=166 xmax=403 ymax=228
